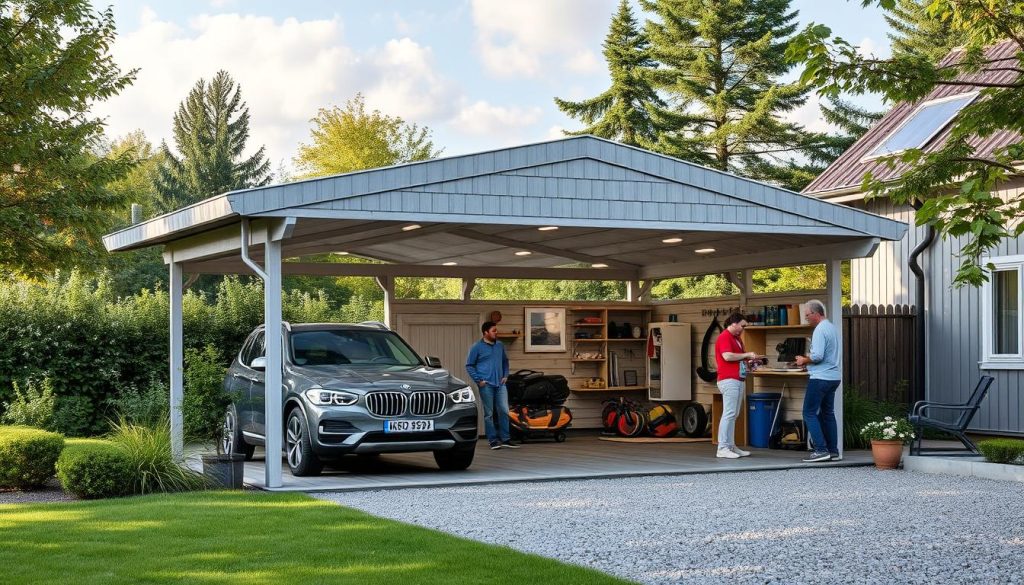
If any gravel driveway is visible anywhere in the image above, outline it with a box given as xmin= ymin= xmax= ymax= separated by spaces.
xmin=317 ymin=468 xmax=1024 ymax=584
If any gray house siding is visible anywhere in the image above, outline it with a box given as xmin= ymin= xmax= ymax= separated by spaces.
xmin=846 ymin=184 xmax=1024 ymax=435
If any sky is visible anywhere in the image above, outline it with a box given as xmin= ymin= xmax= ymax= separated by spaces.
xmin=92 ymin=0 xmax=894 ymax=175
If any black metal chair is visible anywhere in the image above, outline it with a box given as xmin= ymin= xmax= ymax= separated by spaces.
xmin=908 ymin=375 xmax=994 ymax=456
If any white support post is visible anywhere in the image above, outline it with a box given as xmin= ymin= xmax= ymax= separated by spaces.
xmin=264 ymin=238 xmax=283 ymax=488
xmin=826 ymin=259 xmax=844 ymax=455
xmin=375 ymin=276 xmax=395 ymax=328
xmin=169 ymin=261 xmax=184 ymax=461
xmin=627 ymin=281 xmax=653 ymax=303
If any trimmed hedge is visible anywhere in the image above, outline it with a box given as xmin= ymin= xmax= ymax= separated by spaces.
xmin=0 ymin=425 xmax=65 ymax=489
xmin=56 ymin=439 xmax=134 ymax=499
xmin=977 ymin=438 xmax=1024 ymax=465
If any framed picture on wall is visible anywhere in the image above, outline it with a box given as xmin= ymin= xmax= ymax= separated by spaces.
xmin=525 ymin=307 xmax=566 ymax=352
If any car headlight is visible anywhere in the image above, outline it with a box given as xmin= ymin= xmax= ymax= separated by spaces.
xmin=304 ymin=387 xmax=358 ymax=406
xmin=448 ymin=386 xmax=475 ymax=404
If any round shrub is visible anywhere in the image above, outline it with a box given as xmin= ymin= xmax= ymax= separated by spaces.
xmin=56 ymin=439 xmax=134 ymax=499
xmin=0 ymin=425 xmax=65 ymax=489
xmin=977 ymin=438 xmax=1024 ymax=465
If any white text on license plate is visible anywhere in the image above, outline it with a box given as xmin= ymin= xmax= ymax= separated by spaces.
xmin=384 ymin=420 xmax=434 ymax=433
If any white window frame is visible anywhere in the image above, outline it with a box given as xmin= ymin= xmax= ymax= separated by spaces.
xmin=860 ymin=92 xmax=978 ymax=162
xmin=980 ymin=254 xmax=1024 ymax=369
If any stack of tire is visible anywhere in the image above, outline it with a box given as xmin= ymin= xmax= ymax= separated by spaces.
xmin=506 ymin=369 xmax=573 ymax=442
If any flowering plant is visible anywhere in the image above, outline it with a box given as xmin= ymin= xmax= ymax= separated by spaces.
xmin=860 ymin=416 xmax=916 ymax=444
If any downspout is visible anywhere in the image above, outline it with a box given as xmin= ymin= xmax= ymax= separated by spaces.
xmin=908 ymin=202 xmax=936 ymax=405
xmin=240 ymin=219 xmax=269 ymax=280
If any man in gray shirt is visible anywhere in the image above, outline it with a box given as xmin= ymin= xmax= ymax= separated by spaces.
xmin=795 ymin=299 xmax=842 ymax=462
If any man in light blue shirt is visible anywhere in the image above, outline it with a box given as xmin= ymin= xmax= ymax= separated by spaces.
xmin=466 ymin=321 xmax=517 ymax=450
xmin=795 ymin=299 xmax=842 ymax=462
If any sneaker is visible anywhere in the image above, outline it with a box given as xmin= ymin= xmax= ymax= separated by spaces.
xmin=489 ymin=442 xmax=501 ymax=450
xmin=731 ymin=446 xmax=751 ymax=457
xmin=501 ymin=440 xmax=520 ymax=449
xmin=830 ymin=453 xmax=843 ymax=461
xmin=803 ymin=451 xmax=831 ymax=463
xmin=716 ymin=448 xmax=741 ymax=459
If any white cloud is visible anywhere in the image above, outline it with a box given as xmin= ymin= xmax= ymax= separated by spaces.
xmin=789 ymin=92 xmax=831 ymax=134
xmin=451 ymin=101 xmax=544 ymax=137
xmin=470 ymin=0 xmax=616 ymax=78
xmin=856 ymin=36 xmax=891 ymax=59
xmin=546 ymin=125 xmax=568 ymax=140
xmin=94 ymin=9 xmax=459 ymax=170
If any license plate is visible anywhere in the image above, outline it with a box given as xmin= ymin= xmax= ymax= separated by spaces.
xmin=384 ymin=420 xmax=434 ymax=433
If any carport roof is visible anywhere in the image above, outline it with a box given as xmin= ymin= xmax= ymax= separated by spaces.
xmin=104 ymin=136 xmax=906 ymax=279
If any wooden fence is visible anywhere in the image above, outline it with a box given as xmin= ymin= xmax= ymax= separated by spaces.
xmin=842 ymin=304 xmax=917 ymax=405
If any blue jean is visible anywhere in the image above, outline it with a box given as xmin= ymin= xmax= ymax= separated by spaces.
xmin=479 ymin=383 xmax=510 ymax=444
xmin=803 ymin=378 xmax=840 ymax=455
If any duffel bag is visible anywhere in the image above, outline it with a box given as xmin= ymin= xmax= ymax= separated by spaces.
xmin=509 ymin=405 xmax=573 ymax=431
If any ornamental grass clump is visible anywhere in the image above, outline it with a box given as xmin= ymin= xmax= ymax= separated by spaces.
xmin=977 ymin=438 xmax=1024 ymax=465
xmin=860 ymin=416 xmax=916 ymax=444
xmin=108 ymin=418 xmax=206 ymax=494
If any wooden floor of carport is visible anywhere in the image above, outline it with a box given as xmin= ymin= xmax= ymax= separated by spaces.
xmin=237 ymin=433 xmax=872 ymax=492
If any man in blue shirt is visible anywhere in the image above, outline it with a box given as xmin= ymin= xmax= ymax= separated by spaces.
xmin=795 ymin=299 xmax=842 ymax=462
xmin=466 ymin=321 xmax=518 ymax=450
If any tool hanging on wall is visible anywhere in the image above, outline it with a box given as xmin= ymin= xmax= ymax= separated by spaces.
xmin=695 ymin=317 xmax=722 ymax=382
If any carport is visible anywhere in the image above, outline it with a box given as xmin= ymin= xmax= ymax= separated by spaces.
xmin=103 ymin=135 xmax=907 ymax=488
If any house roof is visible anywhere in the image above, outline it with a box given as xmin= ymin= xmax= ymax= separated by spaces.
xmin=103 ymin=136 xmax=906 ymax=279
xmin=803 ymin=40 xmax=1022 ymax=198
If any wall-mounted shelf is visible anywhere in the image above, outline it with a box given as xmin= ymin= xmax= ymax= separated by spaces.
xmin=744 ymin=325 xmax=813 ymax=331
xmin=572 ymin=386 xmax=647 ymax=392
xmin=607 ymin=338 xmax=647 ymax=342
xmin=571 ymin=358 xmax=606 ymax=363
xmin=572 ymin=338 xmax=607 ymax=342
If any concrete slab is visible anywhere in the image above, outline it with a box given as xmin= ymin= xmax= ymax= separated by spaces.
xmin=228 ymin=434 xmax=873 ymax=492
xmin=905 ymin=455 xmax=1024 ymax=483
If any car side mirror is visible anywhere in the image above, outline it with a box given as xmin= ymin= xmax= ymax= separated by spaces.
xmin=250 ymin=356 xmax=267 ymax=371
xmin=424 ymin=356 xmax=442 ymax=368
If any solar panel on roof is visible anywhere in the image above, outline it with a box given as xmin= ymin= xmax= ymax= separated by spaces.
xmin=868 ymin=93 xmax=976 ymax=158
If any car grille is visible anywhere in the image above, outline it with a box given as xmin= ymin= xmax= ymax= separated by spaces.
xmin=410 ymin=391 xmax=446 ymax=416
xmin=365 ymin=391 xmax=407 ymax=417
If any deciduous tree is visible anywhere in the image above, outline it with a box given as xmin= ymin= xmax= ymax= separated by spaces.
xmin=0 ymin=0 xmax=135 ymax=278
xmin=293 ymin=93 xmax=440 ymax=178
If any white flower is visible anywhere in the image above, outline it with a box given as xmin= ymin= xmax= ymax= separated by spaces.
xmin=899 ymin=433 xmax=906 ymax=438
xmin=884 ymin=416 xmax=893 ymax=421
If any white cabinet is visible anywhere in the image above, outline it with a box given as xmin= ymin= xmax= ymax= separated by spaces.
xmin=647 ymin=322 xmax=692 ymax=401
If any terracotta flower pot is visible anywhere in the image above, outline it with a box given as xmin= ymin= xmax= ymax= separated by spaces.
xmin=870 ymin=439 xmax=904 ymax=470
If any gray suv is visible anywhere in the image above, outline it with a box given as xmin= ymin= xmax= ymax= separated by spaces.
xmin=222 ymin=322 xmax=479 ymax=476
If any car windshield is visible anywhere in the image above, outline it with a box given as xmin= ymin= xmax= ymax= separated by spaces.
xmin=290 ymin=329 xmax=422 ymax=367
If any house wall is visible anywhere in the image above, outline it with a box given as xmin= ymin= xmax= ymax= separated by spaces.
xmin=841 ymin=178 xmax=1024 ymax=435
xmin=392 ymin=292 xmax=821 ymax=430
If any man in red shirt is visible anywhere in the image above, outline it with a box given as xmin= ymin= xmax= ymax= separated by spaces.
xmin=715 ymin=312 xmax=760 ymax=458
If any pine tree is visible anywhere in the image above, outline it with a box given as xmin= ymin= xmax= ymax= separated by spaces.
xmin=554 ymin=0 xmax=663 ymax=146
xmin=640 ymin=0 xmax=819 ymax=187
xmin=156 ymin=70 xmax=271 ymax=211
xmin=885 ymin=0 xmax=967 ymax=61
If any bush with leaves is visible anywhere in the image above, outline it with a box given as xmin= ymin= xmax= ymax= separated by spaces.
xmin=842 ymin=386 xmax=906 ymax=449
xmin=183 ymin=345 xmax=232 ymax=446
xmin=0 ymin=426 xmax=65 ymax=489
xmin=109 ymin=377 xmax=169 ymax=427
xmin=977 ymin=438 xmax=1024 ymax=465
xmin=55 ymin=439 xmax=134 ymax=499
xmin=1 ymin=378 xmax=56 ymax=429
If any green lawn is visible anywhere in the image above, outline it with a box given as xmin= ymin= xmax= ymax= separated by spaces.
xmin=0 ymin=490 xmax=631 ymax=585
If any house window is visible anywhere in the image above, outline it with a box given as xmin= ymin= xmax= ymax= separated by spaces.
xmin=866 ymin=93 xmax=976 ymax=159
xmin=981 ymin=256 xmax=1024 ymax=369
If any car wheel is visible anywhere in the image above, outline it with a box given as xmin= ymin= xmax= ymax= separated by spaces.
xmin=433 ymin=445 xmax=475 ymax=471
xmin=285 ymin=409 xmax=322 ymax=476
xmin=222 ymin=404 xmax=255 ymax=460
xmin=681 ymin=402 xmax=709 ymax=438
xmin=554 ymin=431 xmax=567 ymax=443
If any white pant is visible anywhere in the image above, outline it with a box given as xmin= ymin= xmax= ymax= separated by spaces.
xmin=717 ymin=378 xmax=744 ymax=448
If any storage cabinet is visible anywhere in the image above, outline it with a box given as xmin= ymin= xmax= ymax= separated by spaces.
xmin=567 ymin=307 xmax=651 ymax=392
xmin=647 ymin=322 xmax=691 ymax=401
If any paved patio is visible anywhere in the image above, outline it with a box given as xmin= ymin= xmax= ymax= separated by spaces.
xmin=232 ymin=433 xmax=872 ymax=492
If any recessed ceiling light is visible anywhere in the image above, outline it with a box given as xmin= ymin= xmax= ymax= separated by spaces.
xmin=402 ymin=224 xmax=422 ymax=231
xmin=515 ymin=251 xmax=532 ymax=256
xmin=442 ymin=261 xmax=458 ymax=266
xmin=538 ymin=226 xmax=559 ymax=231
xmin=695 ymin=248 xmax=716 ymax=254
xmin=333 ymin=251 xmax=349 ymax=256
xmin=662 ymin=237 xmax=683 ymax=244
xmin=592 ymin=263 xmax=609 ymax=268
